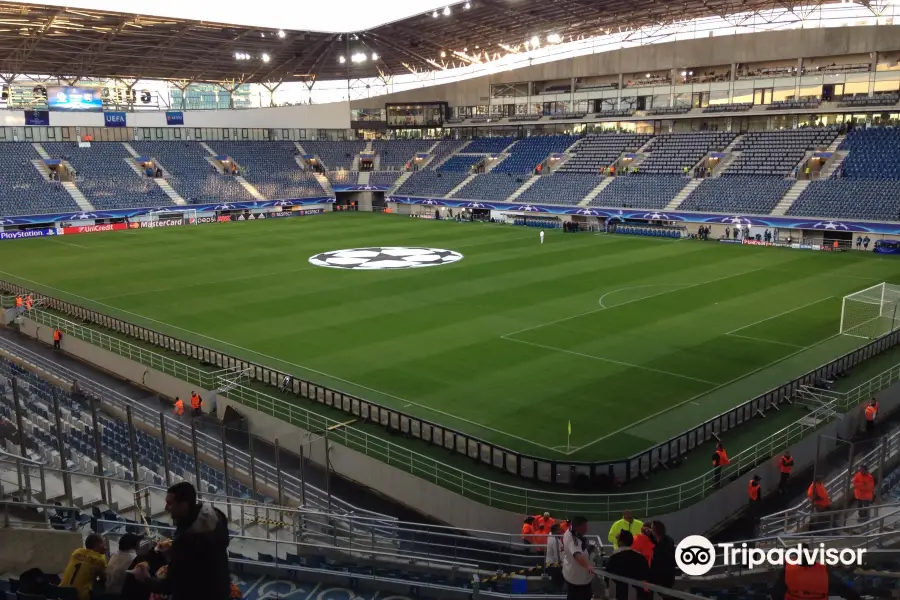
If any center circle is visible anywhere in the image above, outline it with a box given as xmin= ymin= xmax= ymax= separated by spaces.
xmin=308 ymin=247 xmax=464 ymax=270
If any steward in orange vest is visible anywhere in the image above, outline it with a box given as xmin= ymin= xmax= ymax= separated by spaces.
xmin=772 ymin=562 xmax=861 ymax=600
xmin=865 ymin=401 xmax=877 ymax=433
xmin=808 ymin=479 xmax=831 ymax=511
xmin=190 ymin=391 xmax=202 ymax=416
xmin=25 ymin=295 xmax=33 ymax=310
xmin=748 ymin=475 xmax=761 ymax=502
xmin=631 ymin=525 xmax=655 ymax=565
xmin=712 ymin=442 xmax=730 ymax=487
xmin=53 ymin=328 xmax=62 ymax=350
xmin=14 ymin=295 xmax=22 ymax=309
xmin=779 ymin=451 xmax=794 ymax=493
xmin=521 ymin=516 xmax=537 ymax=546
xmin=174 ymin=398 xmax=185 ymax=416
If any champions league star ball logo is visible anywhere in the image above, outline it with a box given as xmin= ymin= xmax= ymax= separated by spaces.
xmin=812 ymin=221 xmax=850 ymax=231
xmin=308 ymin=247 xmax=464 ymax=270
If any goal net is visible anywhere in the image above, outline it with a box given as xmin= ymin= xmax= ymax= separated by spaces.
xmin=840 ymin=282 xmax=900 ymax=339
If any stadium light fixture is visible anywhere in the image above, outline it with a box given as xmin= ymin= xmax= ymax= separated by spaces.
xmin=277 ymin=29 xmax=285 ymax=38
xmin=261 ymin=53 xmax=270 ymax=63
xmin=546 ymin=33 xmax=561 ymax=44
xmin=338 ymin=55 xmax=346 ymax=63
xmin=464 ymin=1 xmax=471 ymax=8
xmin=440 ymin=51 xmax=446 ymax=57
xmin=681 ymin=70 xmax=687 ymax=76
xmin=645 ymin=73 xmax=651 ymax=78
xmin=371 ymin=52 xmax=379 ymax=61
xmin=432 ymin=10 xmax=438 ymax=17
xmin=529 ymin=36 xmax=540 ymax=47
xmin=260 ymin=32 xmax=265 ymax=37
xmin=443 ymin=6 xmax=451 ymax=15
xmin=351 ymin=52 xmax=368 ymax=63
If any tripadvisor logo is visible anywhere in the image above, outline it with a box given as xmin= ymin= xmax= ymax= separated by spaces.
xmin=675 ymin=535 xmax=866 ymax=576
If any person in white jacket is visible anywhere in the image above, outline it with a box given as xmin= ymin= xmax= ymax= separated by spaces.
xmin=544 ymin=523 xmax=564 ymax=589
xmin=105 ymin=533 xmax=143 ymax=594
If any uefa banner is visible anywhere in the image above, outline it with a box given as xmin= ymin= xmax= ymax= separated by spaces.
xmin=24 ymin=110 xmax=50 ymax=126
xmin=165 ymin=111 xmax=184 ymax=126
xmin=104 ymin=112 xmax=127 ymax=127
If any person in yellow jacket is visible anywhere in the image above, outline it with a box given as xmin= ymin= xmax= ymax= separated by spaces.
xmin=608 ymin=510 xmax=643 ymax=550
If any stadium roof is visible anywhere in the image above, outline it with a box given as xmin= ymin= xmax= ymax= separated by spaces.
xmin=0 ymin=0 xmax=841 ymax=83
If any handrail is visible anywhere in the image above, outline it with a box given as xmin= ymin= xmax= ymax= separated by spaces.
xmin=7 ymin=286 xmax=900 ymax=520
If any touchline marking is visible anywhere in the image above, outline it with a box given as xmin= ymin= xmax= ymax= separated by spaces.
xmin=501 ymin=336 xmax=720 ymax=385
xmin=0 ymin=271 xmax=560 ymax=455
xmin=726 ymin=296 xmax=833 ymax=335
xmin=48 ymin=238 xmax=88 ymax=249
xmin=726 ymin=333 xmax=805 ymax=348
xmin=566 ymin=332 xmax=842 ymax=455
xmin=502 ymin=268 xmax=764 ymax=339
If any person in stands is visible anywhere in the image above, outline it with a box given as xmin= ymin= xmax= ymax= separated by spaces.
xmin=174 ymin=397 xmax=185 ymax=418
xmin=778 ymin=451 xmax=794 ymax=493
xmin=648 ymin=521 xmax=676 ymax=589
xmin=105 ymin=533 xmax=143 ymax=595
xmin=521 ymin=516 xmax=537 ymax=547
xmin=608 ymin=510 xmax=643 ymax=550
xmin=561 ymin=516 xmax=595 ymax=600
xmin=865 ymin=399 xmax=877 ymax=434
xmin=604 ymin=531 xmax=651 ymax=600
xmin=631 ymin=523 xmax=655 ymax=565
xmin=60 ymin=533 xmax=107 ymax=600
xmin=190 ymin=391 xmax=203 ymax=417
xmin=53 ymin=328 xmax=63 ymax=350
xmin=771 ymin=552 xmax=860 ymax=600
xmin=712 ymin=442 xmax=730 ymax=488
xmin=132 ymin=482 xmax=230 ymax=600
xmin=544 ymin=523 xmax=565 ymax=589
xmin=852 ymin=464 xmax=875 ymax=520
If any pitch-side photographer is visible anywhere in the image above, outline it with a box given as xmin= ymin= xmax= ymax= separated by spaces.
xmin=562 ymin=516 xmax=602 ymax=600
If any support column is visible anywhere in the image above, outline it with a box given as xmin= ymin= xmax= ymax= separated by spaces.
xmin=729 ymin=63 xmax=736 ymax=103
xmin=617 ymin=74 xmax=624 ymax=108
xmin=869 ymin=52 xmax=878 ymax=97
xmin=796 ymin=58 xmax=804 ymax=99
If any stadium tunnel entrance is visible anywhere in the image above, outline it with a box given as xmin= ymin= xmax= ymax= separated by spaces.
xmin=333 ymin=190 xmax=385 ymax=212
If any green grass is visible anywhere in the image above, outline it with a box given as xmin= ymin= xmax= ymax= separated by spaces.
xmin=4 ymin=213 xmax=900 ymax=463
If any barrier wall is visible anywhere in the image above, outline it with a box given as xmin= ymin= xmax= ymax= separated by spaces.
xmin=0 ymin=529 xmax=82 ymax=574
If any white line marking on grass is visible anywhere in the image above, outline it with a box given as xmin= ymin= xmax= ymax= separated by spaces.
xmin=0 ymin=270 xmax=562 ymax=455
xmin=49 ymin=238 xmax=88 ymax=249
xmin=597 ymin=284 xmax=686 ymax=308
xmin=502 ymin=268 xmax=763 ymax=339
xmin=501 ymin=336 xmax=720 ymax=385
xmin=726 ymin=333 xmax=805 ymax=348
xmin=726 ymin=297 xmax=833 ymax=335
xmin=566 ymin=332 xmax=841 ymax=455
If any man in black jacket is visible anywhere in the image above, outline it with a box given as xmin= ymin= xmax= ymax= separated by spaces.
xmin=649 ymin=521 xmax=676 ymax=589
xmin=605 ymin=531 xmax=651 ymax=600
xmin=133 ymin=482 xmax=231 ymax=600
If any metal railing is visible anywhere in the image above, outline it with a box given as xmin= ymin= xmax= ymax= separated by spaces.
xmin=760 ymin=427 xmax=900 ymax=536
xmin=7 ymin=285 xmax=900 ymax=520
xmin=0 ymin=339 xmax=391 ymax=523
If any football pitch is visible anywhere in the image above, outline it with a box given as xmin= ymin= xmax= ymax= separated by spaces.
xmin=3 ymin=213 xmax=900 ymax=462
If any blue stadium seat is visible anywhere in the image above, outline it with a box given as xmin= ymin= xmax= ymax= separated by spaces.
xmin=590 ymin=176 xmax=689 ymax=209
xmin=208 ymin=141 xmax=326 ymax=199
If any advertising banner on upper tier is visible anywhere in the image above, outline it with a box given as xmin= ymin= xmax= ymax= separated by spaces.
xmin=24 ymin=110 xmax=50 ymax=126
xmin=104 ymin=112 xmax=127 ymax=127
xmin=48 ymin=86 xmax=103 ymax=111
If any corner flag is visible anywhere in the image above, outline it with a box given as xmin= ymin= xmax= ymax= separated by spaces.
xmin=567 ymin=420 xmax=572 ymax=436
xmin=567 ymin=420 xmax=572 ymax=453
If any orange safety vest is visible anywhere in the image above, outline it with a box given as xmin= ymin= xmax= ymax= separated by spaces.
xmin=808 ymin=482 xmax=831 ymax=509
xmin=784 ymin=563 xmax=828 ymax=600
xmin=852 ymin=472 xmax=875 ymax=501
xmin=190 ymin=394 xmax=201 ymax=409
xmin=174 ymin=399 xmax=185 ymax=416
xmin=713 ymin=448 xmax=730 ymax=467
xmin=53 ymin=329 xmax=61 ymax=342
xmin=25 ymin=296 xmax=33 ymax=309
xmin=632 ymin=533 xmax=654 ymax=565
xmin=748 ymin=480 xmax=760 ymax=501
xmin=532 ymin=523 xmax=548 ymax=547
xmin=865 ymin=405 xmax=876 ymax=422
xmin=15 ymin=296 xmax=22 ymax=307
xmin=521 ymin=523 xmax=535 ymax=544
xmin=780 ymin=455 xmax=794 ymax=474
xmin=559 ymin=521 xmax=569 ymax=534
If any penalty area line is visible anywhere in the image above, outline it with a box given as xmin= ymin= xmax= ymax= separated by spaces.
xmin=0 ymin=270 xmax=561 ymax=456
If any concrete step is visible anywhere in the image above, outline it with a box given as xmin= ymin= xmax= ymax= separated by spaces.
xmin=770 ymin=180 xmax=809 ymax=216
xmin=712 ymin=152 xmax=740 ymax=177
xmin=235 ymin=176 xmax=265 ymax=200
xmin=665 ymin=179 xmax=702 ymax=210
xmin=357 ymin=171 xmax=370 ymax=185
xmin=121 ymin=142 xmax=140 ymax=158
xmin=578 ymin=177 xmax=614 ymax=207
xmin=199 ymin=142 xmax=217 ymax=156
xmin=819 ymin=151 xmax=848 ymax=179
xmin=123 ymin=157 xmax=146 ymax=178
xmin=294 ymin=142 xmax=306 ymax=154
xmin=826 ymin=134 xmax=846 ymax=152
xmin=31 ymin=143 xmax=50 ymax=160
xmin=723 ymin=134 xmax=745 ymax=152
xmin=388 ymin=172 xmax=412 ymax=196
xmin=155 ymin=178 xmax=187 ymax=205
xmin=447 ymin=174 xmax=478 ymax=199
xmin=30 ymin=159 xmax=51 ymax=181
xmin=507 ymin=175 xmax=540 ymax=202
xmin=61 ymin=181 xmax=95 ymax=211
xmin=314 ymin=173 xmax=334 ymax=196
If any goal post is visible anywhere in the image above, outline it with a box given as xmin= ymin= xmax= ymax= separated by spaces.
xmin=840 ymin=282 xmax=900 ymax=339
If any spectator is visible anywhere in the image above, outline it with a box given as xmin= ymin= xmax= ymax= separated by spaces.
xmin=561 ymin=516 xmax=595 ymax=600
xmin=605 ymin=531 xmax=651 ymax=600
xmin=132 ymin=482 xmax=231 ymax=600
xmin=120 ymin=541 xmax=167 ymax=600
xmin=106 ymin=533 xmax=143 ymax=595
xmin=631 ymin=524 xmax=655 ymax=565
xmin=649 ymin=521 xmax=676 ymax=589
xmin=545 ymin=523 xmax=564 ymax=589
xmin=60 ymin=533 xmax=107 ymax=600
xmin=608 ymin=510 xmax=643 ymax=550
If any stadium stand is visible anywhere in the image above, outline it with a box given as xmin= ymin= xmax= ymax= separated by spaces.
xmin=130 ymin=141 xmax=255 ymax=203
xmin=460 ymin=137 xmax=514 ymax=154
xmin=201 ymin=141 xmax=326 ymax=200
xmin=301 ymin=140 xmax=366 ymax=170
xmin=839 ymin=93 xmax=899 ymax=107
xmin=0 ymin=144 xmax=79 ymax=215
xmin=516 ymin=174 xmax=603 ymax=205
xmin=787 ymin=128 xmax=900 ymax=220
xmin=595 ymin=109 xmax=634 ymax=118
xmin=677 ymin=176 xmax=793 ymax=214
xmin=42 ymin=142 xmax=173 ymax=211
xmin=723 ymin=128 xmax=838 ymax=176
xmin=426 ymin=140 xmax=467 ymax=169
xmin=450 ymin=172 xmax=529 ymax=200
xmin=701 ymin=103 xmax=753 ymax=113
xmin=589 ymin=176 xmax=690 ymax=209
xmin=767 ymin=99 xmax=820 ymax=110
xmin=368 ymin=171 xmax=402 ymax=187
xmin=372 ymin=140 xmax=433 ymax=169
xmin=494 ymin=135 xmax=578 ymax=173
xmin=646 ymin=106 xmax=691 ymax=115
xmin=327 ymin=170 xmax=358 ymax=186
xmin=638 ymin=132 xmax=735 ymax=175
xmin=558 ymin=133 xmax=653 ymax=174
xmin=393 ymin=170 xmax=469 ymax=197
xmin=437 ymin=154 xmax=484 ymax=172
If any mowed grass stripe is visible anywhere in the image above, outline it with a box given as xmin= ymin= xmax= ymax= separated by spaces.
xmin=2 ymin=214 xmax=899 ymax=460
